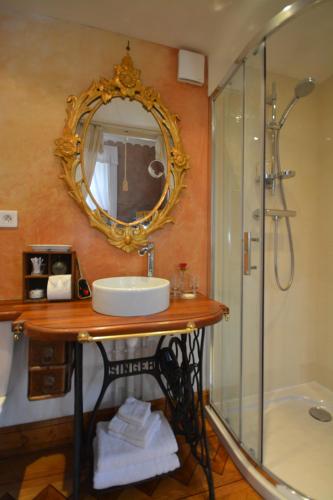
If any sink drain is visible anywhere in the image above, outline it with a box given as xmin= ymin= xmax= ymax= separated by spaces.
xmin=309 ymin=406 xmax=332 ymax=422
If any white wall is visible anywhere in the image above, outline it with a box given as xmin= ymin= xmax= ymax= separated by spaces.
xmin=0 ymin=332 xmax=163 ymax=427
xmin=316 ymin=74 xmax=333 ymax=391
xmin=0 ymin=321 xmax=13 ymax=414
xmin=264 ymin=71 xmax=333 ymax=393
xmin=0 ymin=323 xmax=211 ymax=427
xmin=208 ymin=0 xmax=289 ymax=95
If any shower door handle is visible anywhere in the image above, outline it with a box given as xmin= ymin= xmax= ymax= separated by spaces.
xmin=243 ymin=232 xmax=259 ymax=275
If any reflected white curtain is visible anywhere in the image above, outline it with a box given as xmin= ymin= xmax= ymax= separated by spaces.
xmin=105 ymin=145 xmax=118 ymax=218
xmin=86 ymin=145 xmax=118 ymax=217
xmin=84 ymin=124 xmax=103 ymax=186
xmin=88 ymin=163 xmax=110 ymax=211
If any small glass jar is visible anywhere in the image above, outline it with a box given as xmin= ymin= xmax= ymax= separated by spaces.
xmin=52 ymin=260 xmax=67 ymax=275
xmin=170 ymin=272 xmax=182 ymax=298
xmin=171 ymin=263 xmax=198 ymax=299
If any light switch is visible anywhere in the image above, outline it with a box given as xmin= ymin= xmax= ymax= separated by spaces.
xmin=0 ymin=210 xmax=18 ymax=228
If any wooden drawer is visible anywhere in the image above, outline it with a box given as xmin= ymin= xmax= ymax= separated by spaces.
xmin=28 ymin=366 xmax=69 ymax=400
xmin=29 ymin=340 xmax=67 ymax=366
xmin=27 ymin=340 xmax=73 ymax=400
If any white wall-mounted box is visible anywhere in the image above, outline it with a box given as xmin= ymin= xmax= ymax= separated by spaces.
xmin=178 ymin=49 xmax=205 ymax=86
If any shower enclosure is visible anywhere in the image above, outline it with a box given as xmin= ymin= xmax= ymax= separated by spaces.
xmin=210 ymin=1 xmax=333 ymax=499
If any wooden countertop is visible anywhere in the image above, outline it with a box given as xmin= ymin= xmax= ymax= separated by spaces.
xmin=1 ymin=295 xmax=228 ymax=342
xmin=0 ymin=300 xmax=29 ymax=321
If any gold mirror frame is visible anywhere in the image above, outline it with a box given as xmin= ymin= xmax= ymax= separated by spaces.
xmin=55 ymin=50 xmax=189 ymax=252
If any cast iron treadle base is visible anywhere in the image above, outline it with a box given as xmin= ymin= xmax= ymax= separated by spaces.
xmin=74 ymin=328 xmax=214 ymax=499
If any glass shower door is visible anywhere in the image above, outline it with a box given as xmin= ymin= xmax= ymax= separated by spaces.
xmin=211 ymin=45 xmax=265 ymax=461
xmin=211 ymin=64 xmax=244 ymax=439
xmin=241 ymin=45 xmax=265 ymax=460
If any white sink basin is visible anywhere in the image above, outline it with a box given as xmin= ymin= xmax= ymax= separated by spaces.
xmin=92 ymin=276 xmax=170 ymax=316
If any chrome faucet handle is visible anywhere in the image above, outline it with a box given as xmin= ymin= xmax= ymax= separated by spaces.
xmin=138 ymin=242 xmax=155 ymax=277
xmin=138 ymin=242 xmax=154 ymax=256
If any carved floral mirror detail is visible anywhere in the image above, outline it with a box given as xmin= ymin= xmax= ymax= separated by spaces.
xmin=55 ymin=47 xmax=189 ymax=252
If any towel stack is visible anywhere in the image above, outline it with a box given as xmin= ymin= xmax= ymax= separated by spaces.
xmin=93 ymin=397 xmax=180 ymax=489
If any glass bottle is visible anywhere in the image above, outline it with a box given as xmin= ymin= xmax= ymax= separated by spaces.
xmin=176 ymin=263 xmax=199 ymax=299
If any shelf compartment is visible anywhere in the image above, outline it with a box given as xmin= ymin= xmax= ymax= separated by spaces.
xmin=22 ymin=251 xmax=77 ymax=302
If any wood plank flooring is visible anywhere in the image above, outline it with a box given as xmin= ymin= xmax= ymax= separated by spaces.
xmin=0 ymin=423 xmax=261 ymax=499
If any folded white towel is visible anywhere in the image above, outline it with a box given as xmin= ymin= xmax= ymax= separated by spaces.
xmin=108 ymin=411 xmax=160 ymax=448
xmin=118 ymin=396 xmax=151 ymax=427
xmin=93 ymin=437 xmax=179 ymax=489
xmin=95 ymin=411 xmax=178 ymax=471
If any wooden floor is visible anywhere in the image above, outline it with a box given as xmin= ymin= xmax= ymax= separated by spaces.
xmin=0 ymin=423 xmax=261 ymax=500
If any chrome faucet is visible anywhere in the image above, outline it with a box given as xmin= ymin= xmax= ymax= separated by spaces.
xmin=138 ymin=242 xmax=154 ymax=277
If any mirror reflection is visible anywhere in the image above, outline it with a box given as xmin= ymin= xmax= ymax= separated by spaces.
xmin=81 ymin=98 xmax=168 ymax=223
xmin=56 ymin=50 xmax=189 ymax=252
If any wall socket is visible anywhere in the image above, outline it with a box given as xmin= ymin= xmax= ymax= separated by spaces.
xmin=0 ymin=210 xmax=18 ymax=228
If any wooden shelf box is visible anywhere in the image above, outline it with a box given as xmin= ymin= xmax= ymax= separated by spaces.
xmin=23 ymin=251 xmax=77 ymax=302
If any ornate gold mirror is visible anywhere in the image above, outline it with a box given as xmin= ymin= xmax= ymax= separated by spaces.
xmin=55 ymin=47 xmax=189 ymax=252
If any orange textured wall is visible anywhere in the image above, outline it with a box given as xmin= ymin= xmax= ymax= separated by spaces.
xmin=0 ymin=12 xmax=209 ymax=300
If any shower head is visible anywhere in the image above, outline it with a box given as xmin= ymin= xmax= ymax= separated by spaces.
xmin=278 ymin=77 xmax=315 ymax=128
xmin=294 ymin=77 xmax=315 ymax=98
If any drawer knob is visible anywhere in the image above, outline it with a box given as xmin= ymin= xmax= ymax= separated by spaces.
xmin=41 ymin=346 xmax=55 ymax=364
xmin=42 ymin=374 xmax=56 ymax=393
